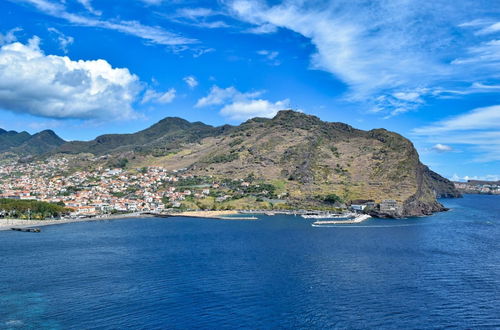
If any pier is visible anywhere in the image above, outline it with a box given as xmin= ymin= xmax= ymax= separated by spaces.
xmin=11 ymin=227 xmax=41 ymax=233
xmin=312 ymin=214 xmax=371 ymax=226
xmin=217 ymin=216 xmax=259 ymax=220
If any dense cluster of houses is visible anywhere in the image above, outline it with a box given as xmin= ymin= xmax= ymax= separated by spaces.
xmin=453 ymin=180 xmax=500 ymax=195
xmin=0 ymin=157 xmax=212 ymax=217
xmin=0 ymin=156 xmax=410 ymax=217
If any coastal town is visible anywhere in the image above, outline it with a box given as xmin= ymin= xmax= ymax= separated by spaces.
xmin=0 ymin=155 xmax=284 ymax=218
xmin=453 ymin=180 xmax=500 ymax=195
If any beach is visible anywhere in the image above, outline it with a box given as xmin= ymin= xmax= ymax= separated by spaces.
xmin=171 ymin=210 xmax=239 ymax=218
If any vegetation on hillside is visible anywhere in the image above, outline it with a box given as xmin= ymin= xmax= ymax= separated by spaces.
xmin=0 ymin=110 xmax=460 ymax=217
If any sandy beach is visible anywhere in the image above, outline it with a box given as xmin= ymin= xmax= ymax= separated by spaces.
xmin=170 ymin=210 xmax=239 ymax=218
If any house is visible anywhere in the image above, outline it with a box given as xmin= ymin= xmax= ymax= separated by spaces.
xmin=351 ymin=204 xmax=367 ymax=212
xmin=380 ymin=199 xmax=399 ymax=212
xmin=71 ymin=206 xmax=97 ymax=217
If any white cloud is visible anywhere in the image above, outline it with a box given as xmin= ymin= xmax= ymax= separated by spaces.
xmin=139 ymin=0 xmax=163 ymax=5
xmin=192 ymin=48 xmax=215 ymax=58
xmin=0 ymin=37 xmax=140 ymax=119
xmin=414 ymin=105 xmax=500 ymax=134
xmin=226 ymin=0 xmax=500 ymax=116
xmin=477 ymin=22 xmax=500 ymax=35
xmin=256 ymin=50 xmax=280 ymax=66
xmin=221 ymin=98 xmax=290 ymax=121
xmin=452 ymin=39 xmax=500 ymax=67
xmin=196 ymin=85 xmax=289 ymax=121
xmin=183 ymin=75 xmax=198 ymax=88
xmin=16 ymin=0 xmax=195 ymax=46
xmin=0 ymin=28 xmax=22 ymax=45
xmin=177 ymin=8 xmax=216 ymax=18
xmin=450 ymin=174 xmax=500 ymax=182
xmin=432 ymin=144 xmax=453 ymax=152
xmin=246 ymin=23 xmax=277 ymax=34
xmin=76 ymin=0 xmax=101 ymax=16
xmin=141 ymin=88 xmax=176 ymax=104
xmin=168 ymin=7 xmax=230 ymax=29
xmin=413 ymin=105 xmax=500 ymax=161
xmin=228 ymin=1 xmax=443 ymax=94
xmin=392 ymin=92 xmax=423 ymax=103
xmin=257 ymin=50 xmax=278 ymax=60
xmin=195 ymin=86 xmax=261 ymax=108
xmin=48 ymin=27 xmax=74 ymax=53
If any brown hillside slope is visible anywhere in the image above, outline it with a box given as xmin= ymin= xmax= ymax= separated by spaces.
xmin=131 ymin=110 xmax=459 ymax=217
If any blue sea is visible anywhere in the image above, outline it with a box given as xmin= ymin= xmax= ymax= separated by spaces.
xmin=1 ymin=194 xmax=499 ymax=329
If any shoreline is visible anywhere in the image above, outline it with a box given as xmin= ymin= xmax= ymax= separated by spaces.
xmin=1 ymin=210 xmax=377 ymax=231
xmin=0 ymin=210 xmax=250 ymax=231
xmin=0 ymin=212 xmax=155 ymax=231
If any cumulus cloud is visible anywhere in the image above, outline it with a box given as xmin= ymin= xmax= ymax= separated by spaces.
xmin=221 ymin=98 xmax=290 ymax=121
xmin=0 ymin=37 xmax=140 ymax=119
xmin=183 ymin=76 xmax=198 ymax=88
xmin=196 ymin=85 xmax=289 ymax=120
xmin=195 ymin=86 xmax=261 ymax=107
xmin=141 ymin=88 xmax=176 ymax=104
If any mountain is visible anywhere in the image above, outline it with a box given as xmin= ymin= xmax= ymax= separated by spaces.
xmin=5 ymin=111 xmax=461 ymax=217
xmin=0 ymin=129 xmax=32 ymax=152
xmin=0 ymin=129 xmax=65 ymax=155
xmin=132 ymin=110 xmax=458 ymax=217
xmin=55 ymin=117 xmax=226 ymax=155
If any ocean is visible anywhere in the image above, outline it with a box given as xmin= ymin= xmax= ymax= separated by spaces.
xmin=1 ymin=194 xmax=499 ymax=329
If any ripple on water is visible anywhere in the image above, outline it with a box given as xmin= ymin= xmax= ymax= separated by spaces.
xmin=0 ymin=195 xmax=498 ymax=328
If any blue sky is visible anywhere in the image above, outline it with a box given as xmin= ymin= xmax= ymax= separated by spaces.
xmin=0 ymin=0 xmax=499 ymax=181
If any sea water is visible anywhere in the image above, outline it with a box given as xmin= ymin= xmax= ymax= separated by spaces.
xmin=0 ymin=195 xmax=499 ymax=329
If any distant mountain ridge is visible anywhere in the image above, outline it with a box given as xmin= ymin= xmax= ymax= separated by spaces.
xmin=54 ymin=117 xmax=227 ymax=156
xmin=1 ymin=110 xmax=461 ymax=217
xmin=0 ymin=128 xmax=65 ymax=155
